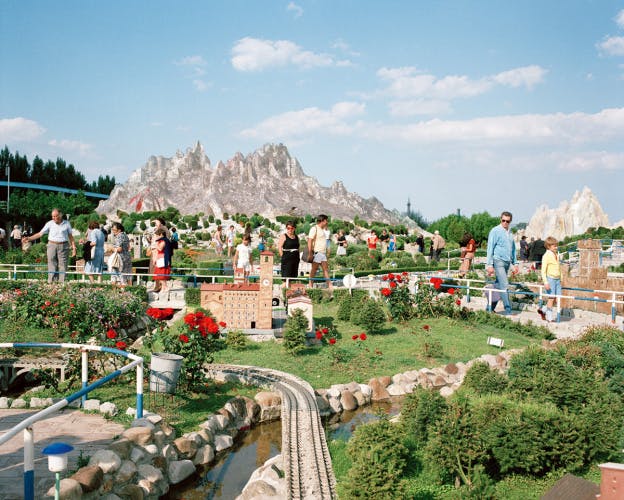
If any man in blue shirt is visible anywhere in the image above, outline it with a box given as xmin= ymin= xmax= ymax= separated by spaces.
xmin=486 ymin=211 xmax=518 ymax=315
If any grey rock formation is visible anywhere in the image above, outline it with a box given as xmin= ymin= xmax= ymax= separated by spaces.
xmin=97 ymin=142 xmax=402 ymax=224
xmin=524 ymin=187 xmax=610 ymax=240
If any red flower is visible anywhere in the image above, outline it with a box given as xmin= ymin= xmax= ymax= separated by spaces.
xmin=322 ymin=328 xmax=329 ymax=335
xmin=69 ymin=303 xmax=74 ymax=308
xmin=433 ymin=281 xmax=441 ymax=290
xmin=194 ymin=311 xmax=205 ymax=319
xmin=389 ymin=281 xmax=397 ymax=288
xmin=219 ymin=321 xmax=227 ymax=328
xmin=402 ymin=271 xmax=408 ymax=276
xmin=316 ymin=331 xmax=323 ymax=340
xmin=184 ymin=313 xmax=196 ymax=325
xmin=352 ymin=334 xmax=359 ymax=340
xmin=448 ymin=288 xmax=455 ymax=295
xmin=423 ymin=325 xmax=430 ymax=331
xmin=382 ymin=275 xmax=389 ymax=281
xmin=381 ymin=288 xmax=392 ymax=297
xmin=45 ymin=301 xmax=51 ymax=306
xmin=396 ymin=275 xmax=402 ymax=283
xmin=388 ymin=273 xmax=395 ymax=281
xmin=329 ymin=338 xmax=336 ymax=345
xmin=106 ymin=329 xmax=117 ymax=339
xmin=359 ymin=333 xmax=367 ymax=341
xmin=179 ymin=334 xmax=189 ymax=343
xmin=456 ymin=299 xmax=461 ymax=306
xmin=115 ymin=341 xmax=127 ymax=350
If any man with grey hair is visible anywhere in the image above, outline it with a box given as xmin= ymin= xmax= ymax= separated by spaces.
xmin=24 ymin=208 xmax=76 ymax=282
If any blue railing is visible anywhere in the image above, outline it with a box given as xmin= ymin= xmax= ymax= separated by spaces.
xmin=0 ymin=343 xmax=143 ymax=500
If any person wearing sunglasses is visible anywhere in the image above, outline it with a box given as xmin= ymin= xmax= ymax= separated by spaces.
xmin=486 ymin=211 xmax=518 ymax=315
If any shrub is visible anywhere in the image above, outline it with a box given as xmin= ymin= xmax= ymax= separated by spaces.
xmin=225 ymin=329 xmax=249 ymax=351
xmin=185 ymin=287 xmax=201 ymax=306
xmin=337 ymin=294 xmax=352 ymax=321
xmin=358 ymin=298 xmax=387 ymax=335
xmin=401 ymin=387 xmax=448 ymax=446
xmin=342 ymin=418 xmax=409 ymax=499
xmin=306 ymin=288 xmax=324 ymax=304
xmin=379 ymin=272 xmax=414 ymax=321
xmin=283 ymin=309 xmax=308 ymax=354
xmin=461 ymin=361 xmax=509 ymax=395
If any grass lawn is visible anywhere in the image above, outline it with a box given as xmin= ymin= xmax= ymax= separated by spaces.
xmin=212 ymin=302 xmax=546 ymax=389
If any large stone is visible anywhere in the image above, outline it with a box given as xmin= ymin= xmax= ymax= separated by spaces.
xmin=173 ymin=437 xmax=198 ymax=459
xmin=162 ymin=443 xmax=178 ymax=461
xmin=122 ymin=426 xmax=154 ymax=446
xmin=10 ymin=398 xmax=27 ymax=408
xmin=46 ymin=478 xmax=82 ymax=499
xmin=88 ymin=449 xmax=121 ymax=474
xmin=214 ymin=434 xmax=234 ymax=452
xmin=71 ymin=465 xmax=103 ymax=492
xmin=83 ymin=399 xmax=101 ymax=411
xmin=193 ymin=444 xmax=215 ymax=465
xmin=137 ymin=463 xmax=164 ymax=483
xmin=108 ymin=438 xmax=132 ymax=460
xmin=115 ymin=460 xmax=138 ymax=483
xmin=255 ymin=391 xmax=281 ymax=407
xmin=0 ymin=397 xmax=9 ymax=408
xmin=340 ymin=390 xmax=358 ymax=411
xmin=100 ymin=401 xmax=118 ymax=416
xmin=29 ymin=397 xmax=53 ymax=408
xmin=378 ymin=375 xmax=392 ymax=387
xmin=369 ymin=378 xmax=390 ymax=401
xmin=168 ymin=459 xmax=195 ymax=485
xmin=387 ymin=383 xmax=406 ymax=396
xmin=328 ymin=395 xmax=343 ymax=413
xmin=130 ymin=418 xmax=156 ymax=430
xmin=115 ymin=484 xmax=144 ymax=500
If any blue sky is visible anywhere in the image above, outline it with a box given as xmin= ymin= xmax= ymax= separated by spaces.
xmin=1 ymin=0 xmax=623 ymax=223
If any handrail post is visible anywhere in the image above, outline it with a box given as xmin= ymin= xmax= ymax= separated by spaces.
xmin=486 ymin=288 xmax=492 ymax=312
xmin=556 ymin=295 xmax=561 ymax=323
xmin=136 ymin=362 xmax=144 ymax=418
xmin=612 ymin=292 xmax=617 ymax=324
xmin=24 ymin=426 xmax=34 ymax=500
xmin=466 ymin=279 xmax=471 ymax=303
xmin=81 ymin=349 xmax=88 ymax=408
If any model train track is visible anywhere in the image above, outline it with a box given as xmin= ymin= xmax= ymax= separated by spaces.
xmin=207 ymin=364 xmax=336 ymax=499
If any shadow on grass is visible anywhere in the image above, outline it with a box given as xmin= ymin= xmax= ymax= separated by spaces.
xmin=372 ymin=326 xmax=398 ymax=336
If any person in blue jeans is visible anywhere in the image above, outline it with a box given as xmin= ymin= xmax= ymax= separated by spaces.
xmin=486 ymin=211 xmax=518 ymax=315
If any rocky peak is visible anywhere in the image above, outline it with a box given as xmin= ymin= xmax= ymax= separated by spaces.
xmin=96 ymin=142 xmax=402 ymax=224
xmin=524 ymin=187 xmax=610 ymax=240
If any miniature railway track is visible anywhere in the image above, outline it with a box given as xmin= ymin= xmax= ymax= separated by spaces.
xmin=207 ymin=364 xmax=336 ymax=499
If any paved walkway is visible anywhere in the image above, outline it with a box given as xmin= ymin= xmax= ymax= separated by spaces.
xmin=0 ymin=409 xmax=125 ymax=500
xmin=463 ymin=296 xmax=621 ymax=340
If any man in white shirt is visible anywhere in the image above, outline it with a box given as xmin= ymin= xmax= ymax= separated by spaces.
xmin=24 ymin=208 xmax=76 ymax=282
xmin=308 ymin=214 xmax=333 ymax=293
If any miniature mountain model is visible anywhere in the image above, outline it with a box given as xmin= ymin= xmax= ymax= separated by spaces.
xmin=96 ymin=143 xmax=401 ymax=224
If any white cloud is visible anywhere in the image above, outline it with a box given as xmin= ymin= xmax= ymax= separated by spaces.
xmin=492 ymin=65 xmax=547 ymax=89
xmin=597 ymin=36 xmax=624 ymax=56
xmin=377 ymin=64 xmax=547 ymax=101
xmin=0 ymin=117 xmax=45 ymax=142
xmin=369 ymin=107 xmax=624 ymax=145
xmin=286 ymin=1 xmax=303 ymax=18
xmin=174 ymin=55 xmax=207 ymax=67
xmin=554 ymin=151 xmax=624 ymax=172
xmin=48 ymin=139 xmax=94 ymax=156
xmin=388 ymin=99 xmax=452 ymax=117
xmin=332 ymin=38 xmax=360 ymax=58
xmin=231 ymin=37 xmax=350 ymax=71
xmin=193 ymin=79 xmax=210 ymax=91
xmin=616 ymin=9 xmax=624 ymax=29
xmin=240 ymin=101 xmax=365 ymax=139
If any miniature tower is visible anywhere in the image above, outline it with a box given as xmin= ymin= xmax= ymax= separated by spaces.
xmin=256 ymin=251 xmax=274 ymax=329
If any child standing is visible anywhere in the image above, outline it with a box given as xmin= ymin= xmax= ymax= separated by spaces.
xmin=234 ymin=235 xmax=253 ymax=283
xmin=540 ymin=236 xmax=561 ymax=322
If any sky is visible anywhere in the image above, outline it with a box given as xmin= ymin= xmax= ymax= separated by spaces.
xmin=1 ymin=0 xmax=623 ymax=223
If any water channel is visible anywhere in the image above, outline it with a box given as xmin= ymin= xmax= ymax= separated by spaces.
xmin=168 ymin=399 xmax=402 ymax=499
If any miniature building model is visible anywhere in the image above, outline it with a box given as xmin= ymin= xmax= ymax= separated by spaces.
xmin=200 ymin=251 xmax=274 ymax=329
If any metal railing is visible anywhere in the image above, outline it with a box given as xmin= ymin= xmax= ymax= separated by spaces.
xmin=0 ymin=343 xmax=143 ymax=500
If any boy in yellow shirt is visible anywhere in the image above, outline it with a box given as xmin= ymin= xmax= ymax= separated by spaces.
xmin=539 ymin=236 xmax=561 ymax=322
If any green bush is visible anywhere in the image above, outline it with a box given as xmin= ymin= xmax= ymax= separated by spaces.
xmin=461 ymin=361 xmax=509 ymax=395
xmin=358 ymin=298 xmax=387 ymax=334
xmin=283 ymin=309 xmax=308 ymax=354
xmin=342 ymin=419 xmax=409 ymax=499
xmin=401 ymin=387 xmax=448 ymax=446
xmin=337 ymin=294 xmax=352 ymax=321
xmin=225 ymin=329 xmax=249 ymax=351
xmin=306 ymin=288 xmax=324 ymax=304
xmin=185 ymin=287 xmax=201 ymax=306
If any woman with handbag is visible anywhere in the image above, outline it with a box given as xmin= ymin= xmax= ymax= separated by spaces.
xmin=277 ymin=221 xmax=300 ymax=284
xmin=152 ymin=228 xmax=172 ymax=293
xmin=110 ymin=222 xmax=132 ymax=286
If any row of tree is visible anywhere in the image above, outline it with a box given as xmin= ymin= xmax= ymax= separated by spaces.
xmin=0 ymin=147 xmax=115 ymax=194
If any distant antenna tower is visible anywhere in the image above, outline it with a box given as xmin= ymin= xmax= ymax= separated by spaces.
xmin=407 ymin=198 xmax=412 ymax=217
